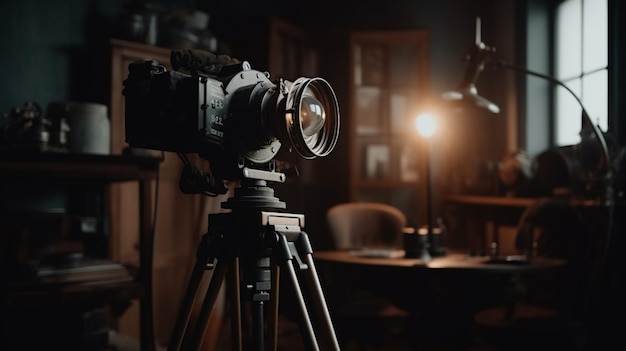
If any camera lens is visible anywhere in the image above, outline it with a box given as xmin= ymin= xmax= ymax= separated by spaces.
xmin=285 ymin=77 xmax=340 ymax=159
xmin=300 ymin=95 xmax=325 ymax=138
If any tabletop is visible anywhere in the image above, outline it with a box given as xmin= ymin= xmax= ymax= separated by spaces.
xmin=312 ymin=249 xmax=566 ymax=273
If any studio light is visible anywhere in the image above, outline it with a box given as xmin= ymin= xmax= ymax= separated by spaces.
xmin=442 ymin=17 xmax=612 ymax=205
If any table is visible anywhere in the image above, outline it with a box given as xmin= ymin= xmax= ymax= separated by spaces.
xmin=312 ymin=249 xmax=567 ymax=350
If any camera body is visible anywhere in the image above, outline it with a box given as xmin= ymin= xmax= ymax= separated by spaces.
xmin=123 ymin=56 xmax=339 ymax=182
xmin=124 ymin=59 xmax=280 ymax=161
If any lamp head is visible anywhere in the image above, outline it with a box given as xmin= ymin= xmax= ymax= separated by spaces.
xmin=441 ymin=84 xmax=500 ymax=114
xmin=441 ymin=17 xmax=500 ymax=114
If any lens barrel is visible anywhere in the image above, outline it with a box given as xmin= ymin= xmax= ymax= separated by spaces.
xmin=283 ymin=77 xmax=340 ymax=159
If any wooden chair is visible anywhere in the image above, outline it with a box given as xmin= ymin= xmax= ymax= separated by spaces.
xmin=326 ymin=202 xmax=408 ymax=251
xmin=324 ymin=202 xmax=411 ymax=351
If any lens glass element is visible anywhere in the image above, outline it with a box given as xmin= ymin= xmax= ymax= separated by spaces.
xmin=284 ymin=78 xmax=340 ymax=159
xmin=301 ymin=95 xmax=325 ymax=137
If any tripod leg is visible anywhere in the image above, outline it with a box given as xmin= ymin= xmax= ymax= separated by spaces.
xmin=227 ymin=256 xmax=243 ymax=351
xmin=275 ymin=234 xmax=320 ymax=351
xmin=300 ymin=252 xmax=341 ymax=351
xmin=182 ymin=258 xmax=228 ymax=351
xmin=295 ymin=232 xmax=341 ymax=351
xmin=168 ymin=258 xmax=210 ymax=351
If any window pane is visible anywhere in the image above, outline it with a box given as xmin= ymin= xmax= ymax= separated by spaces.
xmin=556 ymin=79 xmax=582 ymax=146
xmin=556 ymin=0 xmax=581 ymax=80
xmin=583 ymin=0 xmax=608 ymax=71
xmin=582 ymin=69 xmax=608 ymax=132
xmin=555 ymin=0 xmax=607 ymax=147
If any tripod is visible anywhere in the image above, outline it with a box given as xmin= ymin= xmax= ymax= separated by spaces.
xmin=167 ymin=178 xmax=340 ymax=351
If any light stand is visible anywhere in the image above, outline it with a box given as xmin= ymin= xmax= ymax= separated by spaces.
xmin=425 ymin=136 xmax=434 ymax=249
xmin=415 ymin=113 xmax=444 ymax=257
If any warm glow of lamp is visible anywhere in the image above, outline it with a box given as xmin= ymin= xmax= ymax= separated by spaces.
xmin=415 ymin=113 xmax=437 ymax=138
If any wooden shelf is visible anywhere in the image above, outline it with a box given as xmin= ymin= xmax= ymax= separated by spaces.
xmin=4 ymin=279 xmax=144 ymax=309
xmin=0 ymin=152 xmax=161 ymax=182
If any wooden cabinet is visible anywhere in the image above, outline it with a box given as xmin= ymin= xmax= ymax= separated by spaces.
xmin=348 ymin=31 xmax=430 ymax=225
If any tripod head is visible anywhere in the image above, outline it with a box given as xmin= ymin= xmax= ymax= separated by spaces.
xmin=221 ymin=176 xmax=286 ymax=211
xmin=177 ymin=152 xmax=290 ymax=210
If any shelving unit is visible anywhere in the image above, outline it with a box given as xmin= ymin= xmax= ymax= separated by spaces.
xmin=348 ymin=30 xmax=430 ymax=225
xmin=0 ymin=152 xmax=161 ymax=351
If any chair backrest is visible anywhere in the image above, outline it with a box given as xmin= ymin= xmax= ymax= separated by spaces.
xmin=326 ymin=202 xmax=407 ymax=250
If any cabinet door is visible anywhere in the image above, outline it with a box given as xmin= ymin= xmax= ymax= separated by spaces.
xmin=349 ymin=31 xmax=430 ymax=226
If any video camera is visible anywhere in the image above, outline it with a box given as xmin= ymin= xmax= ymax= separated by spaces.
xmin=123 ymin=49 xmax=340 ymax=195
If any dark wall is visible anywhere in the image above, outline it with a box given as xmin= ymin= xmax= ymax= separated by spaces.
xmin=204 ymin=0 xmax=517 ymax=104
xmin=0 ymin=0 xmax=197 ymax=114
xmin=0 ymin=0 xmax=116 ymax=113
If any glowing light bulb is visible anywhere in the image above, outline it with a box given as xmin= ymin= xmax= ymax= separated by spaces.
xmin=415 ymin=113 xmax=437 ymax=138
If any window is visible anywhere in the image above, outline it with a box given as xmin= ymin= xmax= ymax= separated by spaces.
xmin=555 ymin=0 xmax=608 ymax=146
